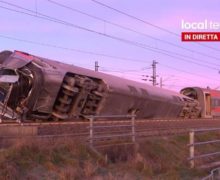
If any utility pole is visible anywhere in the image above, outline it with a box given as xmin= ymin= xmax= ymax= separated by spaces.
xmin=95 ymin=61 xmax=99 ymax=72
xmin=150 ymin=60 xmax=158 ymax=86
xmin=160 ymin=77 xmax=163 ymax=88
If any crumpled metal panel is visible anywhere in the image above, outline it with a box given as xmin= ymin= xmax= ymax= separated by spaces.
xmin=0 ymin=50 xmax=12 ymax=64
xmin=0 ymin=102 xmax=19 ymax=120
xmin=32 ymin=68 xmax=65 ymax=113
xmin=1 ymin=53 xmax=33 ymax=69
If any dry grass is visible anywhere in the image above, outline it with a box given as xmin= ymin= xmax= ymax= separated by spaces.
xmin=0 ymin=134 xmax=218 ymax=179
xmin=0 ymin=138 xmax=100 ymax=179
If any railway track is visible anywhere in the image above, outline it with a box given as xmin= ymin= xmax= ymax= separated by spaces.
xmin=0 ymin=118 xmax=219 ymax=150
xmin=0 ymin=118 xmax=220 ymax=139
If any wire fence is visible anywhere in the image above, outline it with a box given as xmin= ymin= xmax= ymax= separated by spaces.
xmin=202 ymin=167 xmax=220 ymax=180
xmin=85 ymin=114 xmax=136 ymax=147
xmin=188 ymin=128 xmax=220 ymax=169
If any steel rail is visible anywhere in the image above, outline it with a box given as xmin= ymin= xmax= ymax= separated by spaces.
xmin=1 ymin=118 xmax=220 ymax=126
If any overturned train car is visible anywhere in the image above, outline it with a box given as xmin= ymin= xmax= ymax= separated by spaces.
xmin=0 ymin=50 xmax=201 ymax=121
xmin=181 ymin=87 xmax=220 ymax=118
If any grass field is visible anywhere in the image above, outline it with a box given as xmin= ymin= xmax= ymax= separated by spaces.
xmin=0 ymin=133 xmax=219 ymax=179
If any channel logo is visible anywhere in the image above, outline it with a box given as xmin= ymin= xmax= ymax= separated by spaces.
xmin=181 ymin=20 xmax=220 ymax=41
xmin=182 ymin=32 xmax=220 ymax=41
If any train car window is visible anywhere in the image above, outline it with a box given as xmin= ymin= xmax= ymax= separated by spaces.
xmin=218 ymin=99 xmax=220 ymax=106
xmin=211 ymin=98 xmax=220 ymax=107
xmin=128 ymin=85 xmax=138 ymax=94
xmin=140 ymin=88 xmax=149 ymax=96
xmin=0 ymin=69 xmax=16 ymax=75
xmin=215 ymin=99 xmax=218 ymax=107
xmin=211 ymin=99 xmax=216 ymax=107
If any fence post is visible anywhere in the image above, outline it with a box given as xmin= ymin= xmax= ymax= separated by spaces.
xmin=131 ymin=115 xmax=135 ymax=143
xmin=189 ymin=129 xmax=195 ymax=168
xmin=89 ymin=116 xmax=94 ymax=147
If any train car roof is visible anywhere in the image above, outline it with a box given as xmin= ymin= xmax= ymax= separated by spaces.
xmin=1 ymin=50 xmax=189 ymax=100
xmin=36 ymin=54 xmax=186 ymax=99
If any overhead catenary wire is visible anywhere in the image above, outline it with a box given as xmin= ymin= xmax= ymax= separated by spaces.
xmin=46 ymin=0 xmax=220 ymax=66
xmin=99 ymin=67 xmax=147 ymax=73
xmin=0 ymin=2 xmax=219 ymax=71
xmin=101 ymin=67 xmax=217 ymax=86
xmin=91 ymin=0 xmax=220 ymax=53
xmin=0 ymin=34 xmax=218 ymax=84
xmin=91 ymin=0 xmax=178 ymax=36
xmin=0 ymin=1 xmax=219 ymax=84
xmin=0 ymin=34 xmax=151 ymax=64
xmin=159 ymin=63 xmax=218 ymax=83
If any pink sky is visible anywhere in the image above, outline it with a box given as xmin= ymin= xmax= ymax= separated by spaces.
xmin=0 ymin=0 xmax=220 ymax=92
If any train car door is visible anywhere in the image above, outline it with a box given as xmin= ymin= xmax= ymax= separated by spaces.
xmin=204 ymin=92 xmax=212 ymax=117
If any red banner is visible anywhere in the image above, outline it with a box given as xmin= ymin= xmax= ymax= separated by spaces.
xmin=182 ymin=32 xmax=220 ymax=41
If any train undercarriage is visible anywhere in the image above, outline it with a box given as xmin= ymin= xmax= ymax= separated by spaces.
xmin=51 ymin=73 xmax=107 ymax=120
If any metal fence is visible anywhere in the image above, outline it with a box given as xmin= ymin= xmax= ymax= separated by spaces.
xmin=188 ymin=128 xmax=220 ymax=168
xmin=85 ymin=114 xmax=136 ymax=147
xmin=202 ymin=167 xmax=220 ymax=180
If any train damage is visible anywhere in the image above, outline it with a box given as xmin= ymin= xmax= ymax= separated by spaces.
xmin=0 ymin=50 xmax=201 ymax=122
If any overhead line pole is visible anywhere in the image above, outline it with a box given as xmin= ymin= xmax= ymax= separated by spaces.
xmin=160 ymin=77 xmax=163 ymax=88
xmin=152 ymin=60 xmax=158 ymax=86
xmin=95 ymin=61 xmax=99 ymax=72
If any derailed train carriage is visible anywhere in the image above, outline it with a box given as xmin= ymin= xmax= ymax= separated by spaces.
xmin=0 ymin=50 xmax=201 ymax=121
xmin=181 ymin=87 xmax=220 ymax=118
